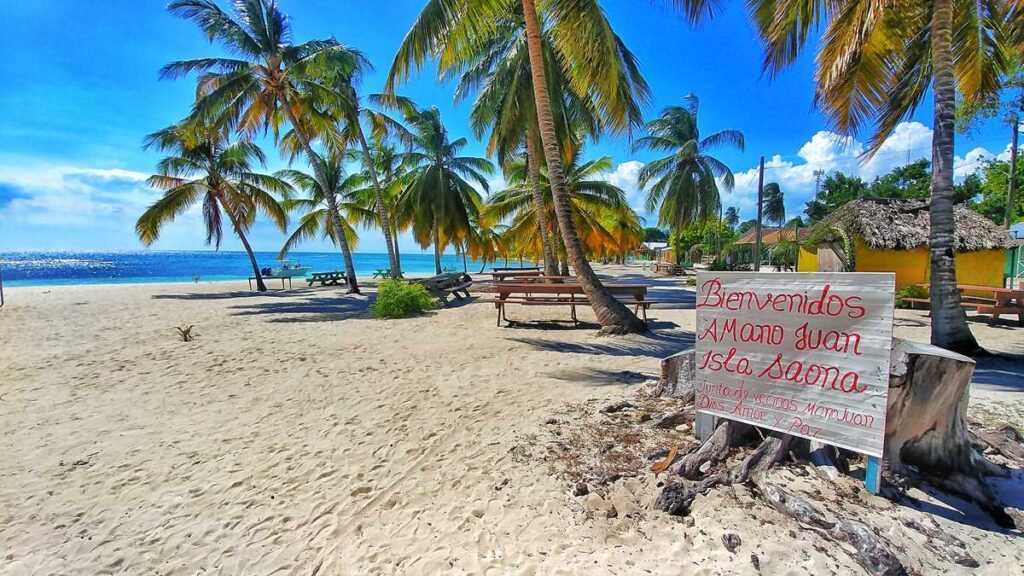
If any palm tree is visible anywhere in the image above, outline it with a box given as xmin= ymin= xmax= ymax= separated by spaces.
xmin=436 ymin=8 xmax=641 ymax=275
xmin=636 ymin=97 xmax=745 ymax=231
xmin=762 ymin=182 xmax=785 ymax=227
xmin=162 ymin=0 xmax=370 ymax=292
xmin=276 ymin=155 xmax=377 ymax=284
xmin=137 ymin=124 xmax=290 ymax=292
xmin=708 ymin=0 xmax=1017 ymax=353
xmin=393 ymin=106 xmax=494 ymax=274
xmin=724 ymin=206 xmax=740 ymax=229
xmin=389 ymin=0 xmax=652 ymax=334
xmin=488 ymin=151 xmax=638 ymax=271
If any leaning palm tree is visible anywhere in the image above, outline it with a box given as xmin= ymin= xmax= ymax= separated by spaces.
xmin=637 ymin=97 xmax=744 ymax=231
xmin=393 ymin=106 xmax=494 ymax=274
xmin=439 ymin=7 xmax=642 ymax=275
xmin=137 ymin=123 xmax=290 ymax=292
xmin=702 ymin=0 xmax=1017 ymax=353
xmin=390 ymin=0 xmax=652 ymax=334
xmin=162 ymin=0 xmax=370 ymax=292
xmin=724 ymin=206 xmax=740 ymax=229
xmin=276 ymin=155 xmax=377 ymax=289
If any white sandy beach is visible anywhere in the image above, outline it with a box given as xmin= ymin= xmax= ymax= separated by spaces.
xmin=1 ymin=264 xmax=1022 ymax=575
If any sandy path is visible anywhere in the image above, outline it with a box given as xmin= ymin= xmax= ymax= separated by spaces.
xmin=1 ymin=266 xmax=1021 ymax=575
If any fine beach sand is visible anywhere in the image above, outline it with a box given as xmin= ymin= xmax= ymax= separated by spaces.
xmin=2 ymin=264 xmax=1022 ymax=575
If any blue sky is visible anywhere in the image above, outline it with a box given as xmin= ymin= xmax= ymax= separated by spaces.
xmin=0 ymin=0 xmax=1016 ymax=253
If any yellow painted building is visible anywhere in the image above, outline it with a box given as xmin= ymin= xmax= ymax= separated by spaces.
xmin=797 ymin=199 xmax=1010 ymax=289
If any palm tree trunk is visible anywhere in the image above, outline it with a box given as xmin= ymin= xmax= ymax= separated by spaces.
xmin=356 ymin=126 xmax=402 ymax=277
xmin=220 ymin=197 xmax=266 ymax=292
xmin=279 ymin=98 xmax=360 ymax=293
xmin=432 ymin=220 xmax=442 ymax=275
xmin=521 ymin=0 xmax=644 ymax=334
xmin=928 ymin=0 xmax=979 ymax=353
xmin=525 ymin=131 xmax=558 ymax=275
xmin=392 ymin=223 xmax=402 ymax=271
xmin=324 ymin=192 xmax=360 ymax=292
xmin=462 ymin=242 xmax=468 ymax=272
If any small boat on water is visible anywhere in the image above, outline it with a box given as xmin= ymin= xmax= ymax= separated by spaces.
xmin=260 ymin=260 xmax=310 ymax=278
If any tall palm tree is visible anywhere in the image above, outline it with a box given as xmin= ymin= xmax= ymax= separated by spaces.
xmin=393 ymin=106 xmax=494 ymax=274
xmin=276 ymin=155 xmax=377 ymax=285
xmin=438 ymin=7 xmax=640 ymax=275
xmin=637 ymin=97 xmax=745 ymax=231
xmin=694 ymin=0 xmax=1017 ymax=353
xmin=488 ymin=151 xmax=639 ymax=271
xmin=390 ymin=0 xmax=652 ymax=334
xmin=724 ymin=206 xmax=740 ymax=229
xmin=137 ymin=124 xmax=290 ymax=292
xmin=162 ymin=0 xmax=370 ymax=292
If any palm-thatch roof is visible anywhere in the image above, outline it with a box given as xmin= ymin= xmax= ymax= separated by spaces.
xmin=806 ymin=199 xmax=1011 ymax=252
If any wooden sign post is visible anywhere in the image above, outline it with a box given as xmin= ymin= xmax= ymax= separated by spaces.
xmin=693 ymin=272 xmax=896 ymax=493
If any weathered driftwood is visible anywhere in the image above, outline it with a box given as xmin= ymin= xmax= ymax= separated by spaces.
xmin=754 ymin=477 xmax=907 ymax=576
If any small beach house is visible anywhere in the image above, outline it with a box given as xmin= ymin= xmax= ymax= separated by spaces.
xmin=797 ymin=199 xmax=1012 ymax=288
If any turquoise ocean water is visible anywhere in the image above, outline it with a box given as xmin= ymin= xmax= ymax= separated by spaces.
xmin=0 ymin=251 xmax=495 ymax=287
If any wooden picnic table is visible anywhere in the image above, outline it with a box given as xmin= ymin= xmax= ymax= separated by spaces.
xmin=413 ymin=272 xmax=474 ymax=305
xmin=959 ymin=284 xmax=1024 ymax=326
xmin=910 ymin=283 xmax=1024 ymax=326
xmin=489 ymin=269 xmax=543 ymax=281
xmin=307 ymin=270 xmax=347 ymax=287
xmin=493 ymin=282 xmax=651 ymax=327
xmin=248 ymin=276 xmax=292 ymax=290
xmin=492 ymin=266 xmax=541 ymax=272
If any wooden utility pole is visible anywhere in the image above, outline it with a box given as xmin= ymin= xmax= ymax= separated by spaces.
xmin=1006 ymin=118 xmax=1019 ymax=229
xmin=753 ymin=156 xmax=765 ymax=271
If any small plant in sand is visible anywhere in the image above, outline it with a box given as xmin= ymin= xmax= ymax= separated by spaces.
xmin=176 ymin=325 xmax=195 ymax=342
xmin=370 ymin=280 xmax=435 ymax=319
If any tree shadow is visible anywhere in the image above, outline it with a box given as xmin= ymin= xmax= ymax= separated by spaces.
xmin=228 ymin=294 xmax=374 ymax=323
xmin=885 ymin=468 xmax=1024 ymax=534
xmin=972 ymin=352 xmax=1024 ymax=392
xmin=506 ymin=330 xmax=695 ymax=359
xmin=546 ymin=367 xmax=657 ymax=386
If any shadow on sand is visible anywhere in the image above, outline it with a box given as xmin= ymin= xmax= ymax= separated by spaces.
xmin=507 ymin=329 xmax=695 ymax=359
xmin=972 ymin=352 xmax=1024 ymax=392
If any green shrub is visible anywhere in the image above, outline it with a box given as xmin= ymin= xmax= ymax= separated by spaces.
xmin=895 ymin=284 xmax=928 ymax=308
xmin=371 ymin=280 xmax=436 ymax=319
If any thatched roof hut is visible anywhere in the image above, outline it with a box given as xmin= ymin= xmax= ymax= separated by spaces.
xmin=810 ymin=198 xmax=1011 ymax=252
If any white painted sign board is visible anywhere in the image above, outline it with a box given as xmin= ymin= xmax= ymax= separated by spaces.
xmin=694 ymin=272 xmax=895 ymax=457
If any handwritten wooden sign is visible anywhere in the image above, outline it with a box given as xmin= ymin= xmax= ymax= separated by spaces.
xmin=695 ymin=272 xmax=895 ymax=457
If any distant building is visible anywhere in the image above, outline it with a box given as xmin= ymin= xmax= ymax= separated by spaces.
xmin=797 ymin=199 xmax=1012 ymax=288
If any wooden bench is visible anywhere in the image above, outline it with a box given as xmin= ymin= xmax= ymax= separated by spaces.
xmin=903 ymin=297 xmax=931 ymax=309
xmin=413 ymin=272 xmax=473 ymax=305
xmin=493 ymin=282 xmax=652 ymax=327
xmin=307 ymin=271 xmax=347 ymax=287
xmin=493 ymin=296 xmax=657 ymax=327
xmin=249 ymin=276 xmax=292 ymax=290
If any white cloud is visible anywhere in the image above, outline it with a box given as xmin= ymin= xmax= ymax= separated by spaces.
xmin=598 ymin=160 xmax=645 ymax=212
xmin=602 ymin=121 xmax=1010 ymax=225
